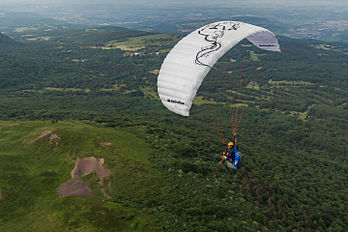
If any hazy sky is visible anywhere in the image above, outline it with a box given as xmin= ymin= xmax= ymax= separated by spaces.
xmin=0 ymin=0 xmax=347 ymax=14
xmin=0 ymin=0 xmax=347 ymax=6
xmin=1 ymin=0 xmax=347 ymax=41
xmin=1 ymin=0 xmax=347 ymax=25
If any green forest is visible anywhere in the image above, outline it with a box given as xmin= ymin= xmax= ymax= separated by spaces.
xmin=0 ymin=25 xmax=347 ymax=231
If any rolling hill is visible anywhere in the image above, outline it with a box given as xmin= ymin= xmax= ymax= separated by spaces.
xmin=0 ymin=121 xmax=167 ymax=231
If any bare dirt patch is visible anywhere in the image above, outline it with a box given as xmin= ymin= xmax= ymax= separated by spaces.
xmin=57 ymin=180 xmax=92 ymax=197
xmin=71 ymin=157 xmax=111 ymax=197
xmin=49 ymin=133 xmax=59 ymax=141
xmin=71 ymin=157 xmax=110 ymax=179
xmin=100 ymin=142 xmax=112 ymax=147
xmin=58 ymin=157 xmax=111 ymax=197
xmin=32 ymin=130 xmax=60 ymax=151
xmin=49 ymin=133 xmax=60 ymax=151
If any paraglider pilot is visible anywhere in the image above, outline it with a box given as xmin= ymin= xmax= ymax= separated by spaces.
xmin=219 ymin=139 xmax=238 ymax=164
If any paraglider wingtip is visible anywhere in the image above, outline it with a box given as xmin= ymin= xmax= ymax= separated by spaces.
xmin=180 ymin=111 xmax=189 ymax=117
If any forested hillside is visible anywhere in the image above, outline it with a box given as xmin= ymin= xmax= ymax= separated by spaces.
xmin=0 ymin=32 xmax=20 ymax=47
xmin=0 ymin=26 xmax=347 ymax=231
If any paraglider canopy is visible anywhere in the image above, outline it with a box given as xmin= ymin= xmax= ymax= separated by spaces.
xmin=157 ymin=21 xmax=280 ymax=116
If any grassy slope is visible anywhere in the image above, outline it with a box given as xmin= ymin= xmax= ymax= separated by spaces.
xmin=0 ymin=121 xmax=167 ymax=232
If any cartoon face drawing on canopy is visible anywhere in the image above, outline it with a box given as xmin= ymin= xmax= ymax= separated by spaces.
xmin=195 ymin=22 xmax=241 ymax=67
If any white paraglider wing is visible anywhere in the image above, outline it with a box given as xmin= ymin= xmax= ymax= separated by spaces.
xmin=157 ymin=21 xmax=280 ymax=116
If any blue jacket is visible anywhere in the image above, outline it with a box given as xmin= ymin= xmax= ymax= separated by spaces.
xmin=233 ymin=152 xmax=242 ymax=168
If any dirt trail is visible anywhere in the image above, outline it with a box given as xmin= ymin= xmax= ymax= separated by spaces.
xmin=31 ymin=130 xmax=52 ymax=143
